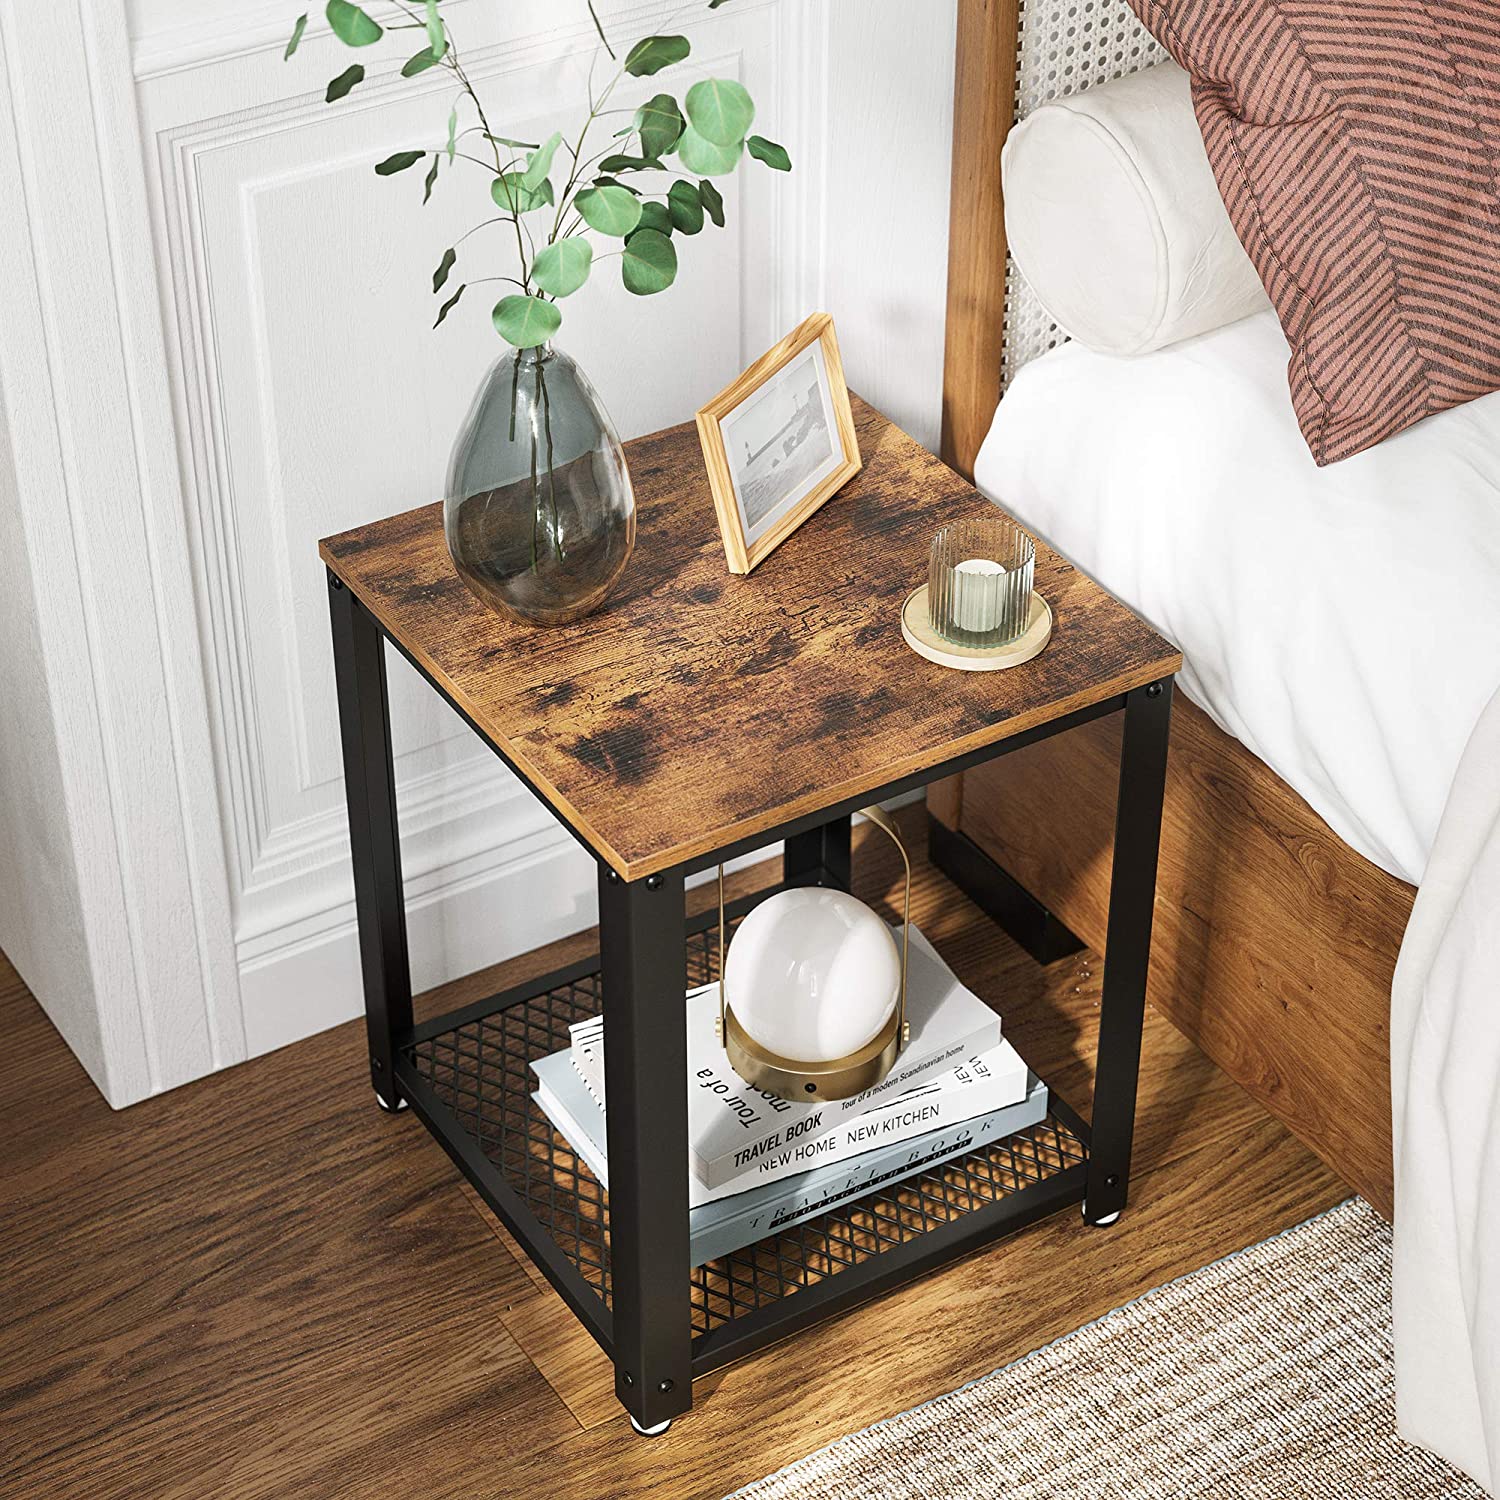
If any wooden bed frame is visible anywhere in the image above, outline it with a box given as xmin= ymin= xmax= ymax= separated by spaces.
xmin=933 ymin=0 xmax=1412 ymax=1216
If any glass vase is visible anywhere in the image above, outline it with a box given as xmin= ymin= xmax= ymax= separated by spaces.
xmin=444 ymin=344 xmax=635 ymax=626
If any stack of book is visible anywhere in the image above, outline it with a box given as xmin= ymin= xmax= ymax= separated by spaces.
xmin=530 ymin=924 xmax=1047 ymax=1267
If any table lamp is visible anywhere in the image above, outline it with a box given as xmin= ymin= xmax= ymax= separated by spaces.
xmin=715 ymin=806 xmax=911 ymax=1101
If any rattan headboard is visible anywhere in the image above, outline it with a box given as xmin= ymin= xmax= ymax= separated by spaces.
xmin=940 ymin=0 xmax=1165 ymax=479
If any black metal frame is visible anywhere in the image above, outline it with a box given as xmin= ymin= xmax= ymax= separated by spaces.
xmin=926 ymin=815 xmax=1085 ymax=965
xmin=328 ymin=570 xmax=1173 ymax=1430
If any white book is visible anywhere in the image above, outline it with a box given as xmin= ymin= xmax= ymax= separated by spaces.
xmin=567 ymin=922 xmax=1005 ymax=1188
xmin=531 ymin=1044 xmax=1049 ymax=1267
xmin=538 ymin=1038 xmax=1029 ymax=1201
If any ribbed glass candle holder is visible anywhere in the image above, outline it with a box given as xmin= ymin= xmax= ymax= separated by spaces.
xmin=928 ymin=517 xmax=1036 ymax=648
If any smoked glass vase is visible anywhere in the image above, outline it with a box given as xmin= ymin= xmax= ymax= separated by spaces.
xmin=444 ymin=344 xmax=635 ymax=626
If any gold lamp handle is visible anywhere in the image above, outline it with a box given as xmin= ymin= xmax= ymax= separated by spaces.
xmin=856 ymin=805 xmax=912 ymax=1047
xmin=716 ymin=807 xmax=912 ymax=1047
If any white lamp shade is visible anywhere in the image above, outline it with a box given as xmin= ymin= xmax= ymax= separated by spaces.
xmin=724 ymin=888 xmax=901 ymax=1063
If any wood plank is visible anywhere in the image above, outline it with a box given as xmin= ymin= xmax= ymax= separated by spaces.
xmin=956 ymin=695 xmax=1411 ymax=1216
xmin=321 ymin=397 xmax=1179 ymax=879
xmin=940 ymin=0 xmax=1022 ymax=481
xmin=1 ymin=807 xmax=1339 ymax=1499
xmin=0 ymin=975 xmax=578 ymax=1500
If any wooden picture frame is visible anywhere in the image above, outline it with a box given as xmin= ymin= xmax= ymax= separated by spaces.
xmin=696 ymin=312 xmax=862 ymax=574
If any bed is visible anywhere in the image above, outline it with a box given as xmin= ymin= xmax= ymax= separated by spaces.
xmin=931 ymin=0 xmax=1500 ymax=1219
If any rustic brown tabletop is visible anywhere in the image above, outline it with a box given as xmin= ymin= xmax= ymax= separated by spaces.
xmin=320 ymin=395 xmax=1180 ymax=880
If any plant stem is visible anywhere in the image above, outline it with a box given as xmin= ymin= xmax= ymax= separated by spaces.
xmin=549 ymin=56 xmax=629 ymax=246
xmin=417 ymin=4 xmax=534 ymax=291
xmin=529 ymin=395 xmax=540 ymax=574
xmin=586 ymin=0 xmax=616 ymax=58
xmin=538 ymin=358 xmax=564 ymax=559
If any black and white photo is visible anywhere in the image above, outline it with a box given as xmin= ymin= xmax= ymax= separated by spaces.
xmin=696 ymin=313 xmax=862 ymax=573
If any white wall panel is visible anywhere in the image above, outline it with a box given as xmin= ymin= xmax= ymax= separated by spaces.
xmin=0 ymin=0 xmax=242 ymax=1104
xmin=825 ymin=0 xmax=958 ymax=451
xmin=7 ymin=0 xmax=956 ymax=1091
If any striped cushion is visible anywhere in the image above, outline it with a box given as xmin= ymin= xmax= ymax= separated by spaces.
xmin=1126 ymin=0 xmax=1500 ymax=464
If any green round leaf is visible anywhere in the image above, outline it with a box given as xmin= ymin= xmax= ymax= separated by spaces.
xmin=632 ymin=201 xmax=673 ymax=238
xmin=636 ymin=94 xmax=686 ymax=159
xmin=285 ymin=13 xmax=308 ymax=59
xmin=401 ymin=46 xmax=441 ymax=76
xmin=621 ymin=229 xmax=678 ymax=295
xmin=491 ymin=173 xmax=555 ymax=214
xmin=676 ymin=126 xmax=742 ymax=177
xmin=684 ymin=78 xmax=755 ymax=147
xmin=493 ymin=294 xmax=562 ymax=349
xmin=624 ymin=34 xmax=690 ymax=77
xmin=667 ymin=180 xmax=704 ymax=235
xmin=325 ymin=64 xmax=364 ymax=102
xmin=746 ymin=135 xmax=792 ymax=172
xmin=698 ymin=178 xmax=725 ymax=227
xmin=375 ymin=150 xmax=424 ymax=176
xmin=325 ymin=0 xmax=382 ymax=46
xmin=531 ymin=238 xmax=594 ymax=298
xmin=575 ymin=184 xmax=643 ymax=237
xmin=524 ymin=131 xmax=563 ymax=192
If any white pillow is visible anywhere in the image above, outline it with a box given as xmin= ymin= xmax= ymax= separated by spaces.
xmin=1001 ymin=62 xmax=1269 ymax=356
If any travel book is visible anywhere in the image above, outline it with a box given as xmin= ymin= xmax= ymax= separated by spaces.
xmin=568 ymin=922 xmax=1005 ymax=1187
xmin=548 ymin=1035 xmax=1029 ymax=1193
xmin=531 ymin=1044 xmax=1049 ymax=1268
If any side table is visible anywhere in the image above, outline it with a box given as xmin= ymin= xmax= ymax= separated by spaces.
xmin=321 ymin=396 xmax=1182 ymax=1433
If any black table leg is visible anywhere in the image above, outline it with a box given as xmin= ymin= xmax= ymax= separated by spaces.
xmin=599 ymin=866 xmax=693 ymax=1431
xmin=329 ymin=574 xmax=413 ymax=1112
xmin=1085 ymin=678 xmax=1174 ymax=1226
xmin=784 ymin=815 xmax=852 ymax=891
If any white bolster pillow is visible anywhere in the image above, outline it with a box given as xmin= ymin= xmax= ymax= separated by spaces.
xmin=1001 ymin=61 xmax=1269 ymax=356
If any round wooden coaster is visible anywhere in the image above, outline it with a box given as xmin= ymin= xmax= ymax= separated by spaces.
xmin=901 ymin=585 xmax=1052 ymax=671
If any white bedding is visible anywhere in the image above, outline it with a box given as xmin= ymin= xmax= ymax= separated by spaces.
xmin=1392 ymin=679 xmax=1500 ymax=1491
xmin=974 ymin=308 xmax=1500 ymax=885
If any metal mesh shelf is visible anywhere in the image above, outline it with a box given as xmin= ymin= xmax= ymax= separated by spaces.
xmin=404 ymin=911 xmax=1088 ymax=1359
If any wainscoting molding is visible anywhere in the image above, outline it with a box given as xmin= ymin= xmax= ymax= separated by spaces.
xmin=133 ymin=0 xmax=837 ymax=1069
xmin=0 ymin=0 xmax=244 ymax=1106
xmin=0 ymin=0 xmax=955 ymax=1104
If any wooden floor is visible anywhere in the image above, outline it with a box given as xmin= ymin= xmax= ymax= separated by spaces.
xmin=1 ymin=809 xmax=1348 ymax=1500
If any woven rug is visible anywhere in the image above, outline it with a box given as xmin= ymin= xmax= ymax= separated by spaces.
xmin=730 ymin=1199 xmax=1484 ymax=1499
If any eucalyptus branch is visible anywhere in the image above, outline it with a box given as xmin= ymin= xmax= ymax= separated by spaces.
xmin=549 ymin=63 xmax=628 ymax=245
xmin=288 ymin=0 xmax=791 ymax=344
xmin=457 ymin=216 xmax=519 ymax=245
xmin=407 ymin=0 xmax=536 ymax=288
